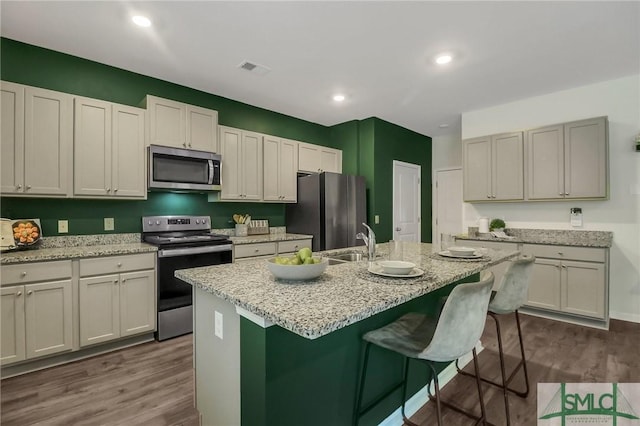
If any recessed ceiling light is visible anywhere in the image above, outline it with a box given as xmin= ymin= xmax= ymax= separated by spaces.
xmin=333 ymin=94 xmax=345 ymax=102
xmin=132 ymin=15 xmax=152 ymax=27
xmin=435 ymin=54 xmax=453 ymax=65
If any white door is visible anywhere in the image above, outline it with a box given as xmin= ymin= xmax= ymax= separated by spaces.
xmin=393 ymin=160 xmax=421 ymax=242
xmin=433 ymin=168 xmax=462 ymax=249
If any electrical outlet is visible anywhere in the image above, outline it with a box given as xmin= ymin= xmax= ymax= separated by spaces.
xmin=214 ymin=311 xmax=223 ymax=339
xmin=58 ymin=220 xmax=68 ymax=233
xmin=374 ymin=215 xmax=380 ymax=224
xmin=104 ymin=217 xmax=114 ymax=231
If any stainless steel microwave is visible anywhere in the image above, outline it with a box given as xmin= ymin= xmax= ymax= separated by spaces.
xmin=148 ymin=145 xmax=221 ymax=191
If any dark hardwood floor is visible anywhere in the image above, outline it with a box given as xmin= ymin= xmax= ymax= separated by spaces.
xmin=1 ymin=314 xmax=638 ymax=426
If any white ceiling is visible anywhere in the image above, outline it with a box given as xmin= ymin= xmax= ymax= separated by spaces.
xmin=2 ymin=1 xmax=639 ymax=138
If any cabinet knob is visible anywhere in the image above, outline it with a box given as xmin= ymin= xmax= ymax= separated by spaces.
xmin=106 ymin=187 xmax=110 ymax=192
xmin=122 ymin=279 xmax=126 ymax=284
xmin=487 ymin=195 xmax=491 ymax=198
xmin=26 ymin=185 xmax=31 ymax=190
xmin=117 ymin=262 xmax=122 ymax=267
xmin=396 ymin=227 xmax=401 ymax=231
xmin=114 ymin=279 xmax=119 ymax=284
xmin=254 ymin=249 xmax=259 ymax=253
xmin=21 ymin=271 xmax=27 ymax=277
xmin=565 ymin=192 xmax=569 ymax=196
xmin=27 ymin=290 xmax=33 ymax=296
xmin=492 ymin=195 xmax=496 ymax=198
xmin=183 ymin=143 xmax=187 ymax=147
xmin=16 ymin=184 xmax=22 ymax=190
xmin=559 ymin=192 xmax=563 ymax=196
xmin=114 ymin=188 xmax=118 ymax=192
xmin=188 ymin=143 xmax=192 ymax=147
xmin=561 ymin=264 xmax=566 ymax=268
xmin=558 ymin=252 xmax=563 ymax=255
xmin=16 ymin=291 xmax=22 ymax=297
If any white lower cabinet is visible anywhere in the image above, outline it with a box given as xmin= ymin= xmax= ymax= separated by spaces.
xmin=79 ymin=254 xmax=155 ymax=347
xmin=233 ymin=239 xmax=313 ymax=262
xmin=522 ymin=244 xmax=607 ymax=320
xmin=1 ymin=261 xmax=73 ymax=365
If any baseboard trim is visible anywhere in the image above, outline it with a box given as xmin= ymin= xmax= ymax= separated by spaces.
xmin=609 ymin=311 xmax=640 ymax=324
xmin=377 ymin=342 xmax=485 ymax=426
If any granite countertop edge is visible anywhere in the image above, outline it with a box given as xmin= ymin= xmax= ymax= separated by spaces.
xmin=456 ymin=229 xmax=613 ymax=248
xmin=1 ymin=243 xmax=158 ymax=265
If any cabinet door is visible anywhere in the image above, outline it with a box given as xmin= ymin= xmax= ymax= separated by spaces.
xmin=279 ymin=139 xmax=298 ymax=201
xmin=526 ymin=125 xmax=564 ymax=200
xmin=24 ymin=86 xmax=72 ymax=196
xmin=526 ymin=259 xmax=561 ymax=311
xmin=219 ymin=126 xmax=242 ymax=200
xmin=241 ymin=131 xmax=263 ymax=201
xmin=262 ymin=135 xmax=281 ymax=201
xmin=186 ymin=105 xmax=218 ymax=152
xmin=1 ymin=81 xmax=25 ymax=194
xmin=79 ymin=274 xmax=120 ymax=347
xmin=120 ymin=270 xmax=156 ymax=337
xmin=320 ymin=148 xmax=341 ymax=173
xmin=298 ymin=142 xmax=320 ymax=173
xmin=24 ymin=280 xmax=73 ymax=358
xmin=564 ymin=117 xmax=607 ymax=199
xmin=462 ymin=136 xmax=491 ymax=201
xmin=1 ymin=286 xmax=26 ymax=365
xmin=147 ymin=96 xmax=185 ymax=148
xmin=492 ymin=132 xmax=523 ymax=200
xmin=74 ymin=97 xmax=112 ymax=196
xmin=112 ymin=105 xmax=146 ymax=198
xmin=562 ymin=260 xmax=605 ymax=319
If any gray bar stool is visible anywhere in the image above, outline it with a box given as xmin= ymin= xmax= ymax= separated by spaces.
xmin=456 ymin=255 xmax=535 ymax=426
xmin=353 ymin=271 xmax=495 ymax=426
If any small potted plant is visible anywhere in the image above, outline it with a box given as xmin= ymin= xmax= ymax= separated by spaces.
xmin=489 ymin=218 xmax=506 ymax=232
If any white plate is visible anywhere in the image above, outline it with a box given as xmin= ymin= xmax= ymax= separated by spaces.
xmin=368 ymin=264 xmax=424 ymax=278
xmin=438 ymin=250 xmax=484 ymax=259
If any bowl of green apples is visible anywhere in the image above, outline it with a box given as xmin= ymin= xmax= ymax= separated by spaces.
xmin=267 ymin=247 xmax=327 ymax=281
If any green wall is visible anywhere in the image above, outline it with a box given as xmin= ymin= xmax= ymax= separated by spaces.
xmin=0 ymin=38 xmax=432 ymax=241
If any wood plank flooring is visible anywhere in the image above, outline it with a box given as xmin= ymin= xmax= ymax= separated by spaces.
xmin=1 ymin=314 xmax=638 ymax=426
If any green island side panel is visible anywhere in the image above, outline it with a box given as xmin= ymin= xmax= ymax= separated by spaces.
xmin=240 ymin=274 xmax=478 ymax=426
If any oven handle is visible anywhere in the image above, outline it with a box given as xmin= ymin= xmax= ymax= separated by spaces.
xmin=158 ymin=244 xmax=233 ymax=258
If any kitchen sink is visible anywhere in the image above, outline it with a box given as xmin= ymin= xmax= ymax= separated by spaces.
xmin=329 ymin=252 xmax=365 ymax=262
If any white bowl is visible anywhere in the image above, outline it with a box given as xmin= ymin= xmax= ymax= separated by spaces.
xmin=376 ymin=260 xmax=416 ymax=275
xmin=266 ymin=257 xmax=328 ymax=281
xmin=447 ymin=246 xmax=476 ymax=257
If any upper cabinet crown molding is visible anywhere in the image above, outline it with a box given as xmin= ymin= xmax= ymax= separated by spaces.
xmin=463 ymin=116 xmax=608 ymax=203
xmin=142 ymin=95 xmax=218 ymax=153
xmin=1 ymin=81 xmax=73 ymax=197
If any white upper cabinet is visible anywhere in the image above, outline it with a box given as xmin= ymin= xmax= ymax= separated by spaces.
xmin=144 ymin=95 xmax=218 ymax=152
xmin=219 ymin=126 xmax=263 ymax=201
xmin=298 ymin=142 xmax=342 ymax=174
xmin=1 ymin=82 xmax=72 ymax=197
xmin=527 ymin=117 xmax=607 ymax=200
xmin=74 ymin=97 xmax=146 ymax=199
xmin=463 ymin=132 xmax=523 ymax=202
xmin=263 ymin=136 xmax=298 ymax=202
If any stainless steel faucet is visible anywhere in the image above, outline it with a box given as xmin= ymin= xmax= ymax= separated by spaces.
xmin=356 ymin=223 xmax=376 ymax=261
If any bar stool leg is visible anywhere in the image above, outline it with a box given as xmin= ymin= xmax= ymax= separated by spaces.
xmin=353 ymin=342 xmax=372 ymax=426
xmin=426 ymin=361 xmax=443 ymax=426
xmin=489 ymin=313 xmax=511 ymax=426
xmin=472 ymin=348 xmax=488 ymax=426
xmin=514 ymin=310 xmax=530 ymax=398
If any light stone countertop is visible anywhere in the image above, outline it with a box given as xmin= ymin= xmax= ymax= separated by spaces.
xmin=229 ymin=233 xmax=313 ymax=245
xmin=175 ymin=242 xmax=519 ymax=340
xmin=456 ymin=228 xmax=613 ymax=248
xmin=1 ymin=232 xmax=156 ymax=265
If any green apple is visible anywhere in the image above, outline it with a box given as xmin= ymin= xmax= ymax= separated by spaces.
xmin=290 ymin=256 xmax=301 ymax=265
xmin=303 ymin=257 xmax=314 ymax=265
xmin=297 ymin=247 xmax=312 ymax=261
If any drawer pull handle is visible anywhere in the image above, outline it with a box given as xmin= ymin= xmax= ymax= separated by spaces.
xmin=21 ymin=272 xmax=27 ymax=277
xmin=27 ymin=290 xmax=33 ymax=296
xmin=16 ymin=291 xmax=22 ymax=297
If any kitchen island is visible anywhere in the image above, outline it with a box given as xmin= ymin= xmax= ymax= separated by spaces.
xmin=175 ymin=242 xmax=519 ymax=426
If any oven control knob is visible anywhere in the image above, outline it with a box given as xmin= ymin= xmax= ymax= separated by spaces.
xmin=196 ymin=219 xmax=200 ymax=224
xmin=156 ymin=220 xmax=160 ymax=225
xmin=148 ymin=220 xmax=152 ymax=225
xmin=203 ymin=218 xmax=207 ymax=224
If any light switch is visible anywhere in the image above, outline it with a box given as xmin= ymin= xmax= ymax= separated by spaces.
xmin=104 ymin=217 xmax=115 ymax=231
xmin=58 ymin=220 xmax=68 ymax=233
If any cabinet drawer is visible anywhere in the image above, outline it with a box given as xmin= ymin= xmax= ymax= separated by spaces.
xmin=80 ymin=253 xmax=155 ymax=276
xmin=235 ymin=243 xmax=277 ymax=259
xmin=522 ymin=244 xmax=605 ymax=263
xmin=278 ymin=239 xmax=312 ymax=254
xmin=2 ymin=260 xmax=72 ymax=285
xmin=455 ymin=239 xmax=518 ymax=252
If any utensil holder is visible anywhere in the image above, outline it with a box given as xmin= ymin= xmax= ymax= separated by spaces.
xmin=235 ymin=224 xmax=248 ymax=237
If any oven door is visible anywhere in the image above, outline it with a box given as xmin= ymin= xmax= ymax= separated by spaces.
xmin=157 ymin=244 xmax=233 ymax=312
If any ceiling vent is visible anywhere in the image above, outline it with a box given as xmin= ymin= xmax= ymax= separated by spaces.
xmin=238 ymin=60 xmax=271 ymax=76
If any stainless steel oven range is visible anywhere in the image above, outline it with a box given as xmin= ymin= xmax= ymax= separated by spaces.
xmin=142 ymin=215 xmax=233 ymax=341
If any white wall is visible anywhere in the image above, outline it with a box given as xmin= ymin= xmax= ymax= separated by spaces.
xmin=459 ymin=74 xmax=640 ymax=322
xmin=432 ymin=132 xmax=462 ymax=170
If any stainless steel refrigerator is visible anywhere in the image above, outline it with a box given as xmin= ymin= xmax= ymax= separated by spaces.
xmin=285 ymin=172 xmax=367 ymax=252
